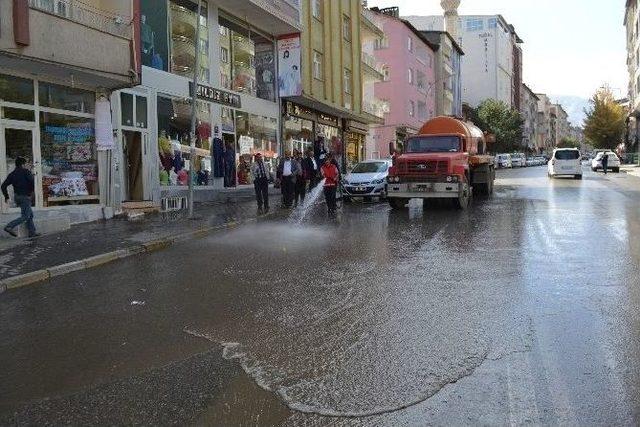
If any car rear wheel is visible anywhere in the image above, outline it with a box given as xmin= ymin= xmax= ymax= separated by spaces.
xmin=614 ymin=167 xmax=620 ymax=173
xmin=388 ymin=198 xmax=408 ymax=210
xmin=574 ymin=174 xmax=582 ymax=180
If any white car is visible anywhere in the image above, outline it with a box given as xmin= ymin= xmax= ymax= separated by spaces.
xmin=495 ymin=153 xmax=512 ymax=169
xmin=591 ymin=151 xmax=620 ymax=173
xmin=342 ymin=159 xmax=392 ymax=201
xmin=548 ymin=148 xmax=582 ymax=179
xmin=511 ymin=153 xmax=526 ymax=167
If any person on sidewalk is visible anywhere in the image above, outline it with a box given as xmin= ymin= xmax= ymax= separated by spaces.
xmin=293 ymin=149 xmax=306 ymax=207
xmin=321 ymin=153 xmax=340 ymax=218
xmin=277 ymin=150 xmax=299 ymax=208
xmin=2 ymin=156 xmax=38 ymax=238
xmin=251 ymin=153 xmax=270 ymax=214
xmin=601 ymin=152 xmax=609 ymax=175
xmin=302 ymin=148 xmax=319 ymax=190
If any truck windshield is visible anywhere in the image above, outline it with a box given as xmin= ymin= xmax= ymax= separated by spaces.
xmin=405 ymin=136 xmax=461 ymax=153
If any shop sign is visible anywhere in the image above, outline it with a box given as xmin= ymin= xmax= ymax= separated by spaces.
xmin=318 ymin=113 xmax=339 ymax=127
xmin=239 ymin=135 xmax=254 ymax=155
xmin=286 ymin=102 xmax=314 ymax=120
xmin=191 ymin=83 xmax=242 ymax=108
xmin=95 ymin=98 xmax=114 ymax=151
xmin=345 ymin=120 xmax=369 ymax=134
xmin=277 ymin=34 xmax=302 ymax=97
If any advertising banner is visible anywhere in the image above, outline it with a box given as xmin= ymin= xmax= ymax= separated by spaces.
xmin=277 ymin=34 xmax=302 ymax=98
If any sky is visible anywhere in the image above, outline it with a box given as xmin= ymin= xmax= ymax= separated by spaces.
xmin=368 ymin=0 xmax=628 ymax=100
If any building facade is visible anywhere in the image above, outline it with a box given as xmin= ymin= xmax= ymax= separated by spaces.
xmin=0 ymin=0 xmax=137 ymax=234
xmin=420 ymin=31 xmax=464 ymax=117
xmin=406 ymin=14 xmax=523 ymax=110
xmin=367 ymin=7 xmax=436 ymax=159
xmin=551 ymin=103 xmax=569 ymax=144
xmin=536 ymin=93 xmax=553 ymax=153
xmin=111 ymin=0 xmax=301 ymax=210
xmin=625 ymin=0 xmax=640 ymax=151
xmin=281 ymin=0 xmax=376 ymax=172
xmin=520 ymin=84 xmax=538 ymax=152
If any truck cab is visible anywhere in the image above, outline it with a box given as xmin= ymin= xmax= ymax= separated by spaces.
xmin=386 ymin=116 xmax=495 ymax=210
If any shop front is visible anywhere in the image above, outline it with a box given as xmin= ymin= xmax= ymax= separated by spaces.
xmin=344 ymin=119 xmax=369 ymax=170
xmin=283 ymin=101 xmax=346 ymax=170
xmin=0 ymin=72 xmax=111 ymax=231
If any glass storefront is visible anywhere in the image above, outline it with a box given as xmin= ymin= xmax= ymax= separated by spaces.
xmin=345 ymin=131 xmax=365 ymax=170
xmin=157 ymin=95 xmax=212 ymax=186
xmin=219 ymin=15 xmax=276 ymax=102
xmin=235 ymin=112 xmax=278 ymax=184
xmin=284 ymin=116 xmax=313 ymax=155
xmin=0 ymin=74 xmax=100 ymax=208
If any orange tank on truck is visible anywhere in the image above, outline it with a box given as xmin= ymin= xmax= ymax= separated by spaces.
xmin=386 ymin=116 xmax=495 ymax=210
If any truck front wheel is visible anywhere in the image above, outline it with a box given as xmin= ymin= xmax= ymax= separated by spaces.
xmin=388 ymin=198 xmax=408 ymax=210
xmin=454 ymin=183 xmax=471 ymax=210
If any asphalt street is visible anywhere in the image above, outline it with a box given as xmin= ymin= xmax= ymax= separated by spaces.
xmin=0 ymin=165 xmax=639 ymax=426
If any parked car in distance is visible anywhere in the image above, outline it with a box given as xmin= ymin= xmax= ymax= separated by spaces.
xmin=534 ymin=157 xmax=547 ymax=166
xmin=548 ymin=148 xmax=582 ymax=179
xmin=591 ymin=151 xmax=620 ymax=173
xmin=511 ymin=153 xmax=526 ymax=167
xmin=495 ymin=153 xmax=512 ymax=169
xmin=342 ymin=159 xmax=392 ymax=202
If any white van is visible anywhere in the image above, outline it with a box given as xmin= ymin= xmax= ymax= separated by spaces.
xmin=548 ymin=148 xmax=582 ymax=179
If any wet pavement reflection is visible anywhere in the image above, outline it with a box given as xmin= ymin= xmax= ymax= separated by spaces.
xmin=0 ymin=166 xmax=639 ymax=425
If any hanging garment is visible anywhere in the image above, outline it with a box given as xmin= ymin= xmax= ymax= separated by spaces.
xmin=213 ymin=138 xmax=224 ymax=178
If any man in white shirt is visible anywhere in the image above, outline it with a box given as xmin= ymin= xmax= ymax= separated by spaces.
xmin=277 ymin=150 xmax=300 ymax=208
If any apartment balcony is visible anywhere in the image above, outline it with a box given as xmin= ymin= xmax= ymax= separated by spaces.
xmin=362 ymin=98 xmax=387 ymax=123
xmin=0 ymin=0 xmax=136 ymax=89
xmin=362 ymin=51 xmax=384 ymax=81
xmin=361 ymin=8 xmax=384 ymax=39
xmin=214 ymin=0 xmax=301 ymax=36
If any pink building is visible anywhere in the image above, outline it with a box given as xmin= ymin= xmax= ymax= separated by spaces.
xmin=367 ymin=8 xmax=437 ymax=159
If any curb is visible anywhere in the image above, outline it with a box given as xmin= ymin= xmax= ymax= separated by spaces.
xmin=0 ymin=217 xmax=258 ymax=293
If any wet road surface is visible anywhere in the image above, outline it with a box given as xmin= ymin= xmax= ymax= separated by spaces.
xmin=1 ymin=165 xmax=639 ymax=425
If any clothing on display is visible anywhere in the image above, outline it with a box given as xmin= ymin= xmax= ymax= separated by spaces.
xmin=213 ymin=137 xmax=224 ymax=178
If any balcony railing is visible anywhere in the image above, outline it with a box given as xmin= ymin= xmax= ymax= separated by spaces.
xmin=362 ymin=8 xmax=384 ymax=36
xmin=29 ymin=0 xmax=132 ymax=39
xmin=363 ymin=98 xmax=387 ymax=119
xmin=361 ymin=51 xmax=385 ymax=79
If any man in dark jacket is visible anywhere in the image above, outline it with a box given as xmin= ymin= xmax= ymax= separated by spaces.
xmin=276 ymin=150 xmax=300 ymax=208
xmin=2 ymin=157 xmax=37 ymax=238
xmin=601 ymin=152 xmax=609 ymax=175
xmin=302 ymin=148 xmax=319 ymax=189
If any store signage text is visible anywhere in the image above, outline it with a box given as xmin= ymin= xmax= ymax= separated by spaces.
xmin=191 ymin=83 xmax=241 ymax=108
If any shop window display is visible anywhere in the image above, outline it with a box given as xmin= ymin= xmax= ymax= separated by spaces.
xmin=219 ymin=16 xmax=276 ymax=102
xmin=39 ymin=113 xmax=98 ymax=206
xmin=157 ymin=95 xmax=212 ymax=186
xmin=39 ymin=82 xmax=94 ymax=114
xmin=284 ymin=116 xmax=313 ymax=155
xmin=235 ymin=112 xmax=277 ymax=185
xmin=170 ymin=0 xmax=209 ymax=82
xmin=0 ymin=74 xmax=34 ymax=105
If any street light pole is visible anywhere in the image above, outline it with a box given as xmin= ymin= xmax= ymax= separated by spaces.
xmin=188 ymin=0 xmax=203 ymax=218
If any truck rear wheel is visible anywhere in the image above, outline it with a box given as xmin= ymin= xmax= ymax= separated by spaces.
xmin=388 ymin=198 xmax=408 ymax=210
xmin=454 ymin=183 xmax=471 ymax=210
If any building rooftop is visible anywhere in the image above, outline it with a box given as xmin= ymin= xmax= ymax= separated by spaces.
xmin=419 ymin=30 xmax=465 ymax=55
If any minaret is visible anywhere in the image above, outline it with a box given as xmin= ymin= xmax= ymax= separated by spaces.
xmin=441 ymin=0 xmax=461 ymax=39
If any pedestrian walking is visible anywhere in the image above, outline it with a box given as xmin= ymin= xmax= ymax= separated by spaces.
xmin=251 ymin=153 xmax=270 ymax=214
xmin=2 ymin=156 xmax=38 ymax=238
xmin=601 ymin=152 xmax=609 ymax=175
xmin=277 ymin=150 xmax=300 ymax=208
xmin=293 ymin=149 xmax=306 ymax=207
xmin=321 ymin=153 xmax=340 ymax=218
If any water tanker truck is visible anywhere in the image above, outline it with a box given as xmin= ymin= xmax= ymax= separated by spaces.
xmin=386 ymin=116 xmax=495 ymax=210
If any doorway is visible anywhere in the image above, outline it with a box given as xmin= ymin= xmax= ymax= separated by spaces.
xmin=122 ymin=130 xmax=144 ymax=201
xmin=0 ymin=126 xmax=41 ymax=212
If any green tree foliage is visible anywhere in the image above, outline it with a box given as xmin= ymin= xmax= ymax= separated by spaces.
xmin=583 ymin=86 xmax=626 ymax=150
xmin=468 ymin=99 xmax=524 ymax=153
xmin=557 ymin=137 xmax=580 ymax=148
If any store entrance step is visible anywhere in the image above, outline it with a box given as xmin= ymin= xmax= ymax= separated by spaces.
xmin=122 ymin=201 xmax=159 ymax=220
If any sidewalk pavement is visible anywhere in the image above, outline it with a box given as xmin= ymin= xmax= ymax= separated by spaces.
xmin=0 ymin=196 xmax=283 ymax=288
xmin=621 ymin=164 xmax=640 ymax=178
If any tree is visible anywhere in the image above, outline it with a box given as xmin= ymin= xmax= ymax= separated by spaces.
xmin=583 ymin=85 xmax=626 ymax=150
xmin=468 ymin=99 xmax=524 ymax=153
xmin=557 ymin=137 xmax=580 ymax=148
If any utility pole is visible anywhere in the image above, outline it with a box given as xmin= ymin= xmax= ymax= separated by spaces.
xmin=188 ymin=0 xmax=203 ymax=218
